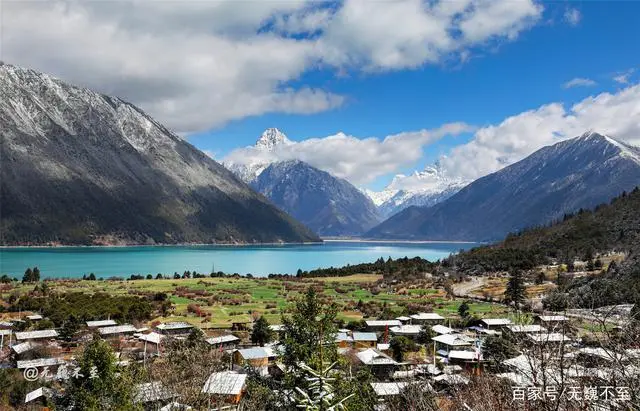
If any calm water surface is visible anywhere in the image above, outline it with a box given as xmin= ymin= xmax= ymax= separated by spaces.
xmin=0 ymin=241 xmax=477 ymax=279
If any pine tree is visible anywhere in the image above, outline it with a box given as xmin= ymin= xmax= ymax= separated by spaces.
xmin=504 ymin=271 xmax=526 ymax=309
xmin=458 ymin=301 xmax=470 ymax=318
xmin=281 ymin=287 xmax=338 ymax=369
xmin=251 ymin=316 xmax=273 ymax=346
xmin=22 ymin=268 xmax=33 ymax=283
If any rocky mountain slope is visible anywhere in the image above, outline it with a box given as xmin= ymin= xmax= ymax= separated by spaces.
xmin=366 ymin=132 xmax=640 ymax=242
xmin=0 ymin=64 xmax=319 ymax=245
xmin=253 ymin=160 xmax=380 ymax=236
xmin=225 ymin=129 xmax=381 ymax=236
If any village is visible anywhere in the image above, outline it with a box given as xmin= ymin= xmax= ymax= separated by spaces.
xmin=1 ymin=298 xmax=638 ymax=410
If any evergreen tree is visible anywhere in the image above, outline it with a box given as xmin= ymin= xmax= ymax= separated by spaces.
xmin=281 ymin=288 xmax=338 ymax=369
xmin=481 ymin=335 xmax=519 ymax=366
xmin=32 ymin=267 xmax=40 ymax=281
xmin=457 ymin=301 xmax=470 ymax=318
xmin=251 ymin=316 xmax=273 ymax=346
xmin=59 ymin=314 xmax=80 ymax=342
xmin=416 ymin=328 xmax=434 ymax=345
xmin=389 ymin=336 xmax=416 ymax=362
xmin=56 ymin=338 xmax=140 ymax=410
xmin=504 ymin=271 xmax=526 ymax=308
xmin=22 ymin=268 xmax=34 ymax=283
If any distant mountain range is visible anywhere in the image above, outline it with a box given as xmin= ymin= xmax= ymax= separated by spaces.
xmin=364 ymin=162 xmax=470 ymax=218
xmin=226 ymin=130 xmax=380 ymax=236
xmin=366 ymin=132 xmax=640 ymax=242
xmin=0 ymin=64 xmax=319 ymax=245
xmin=254 ymin=160 xmax=380 ymax=236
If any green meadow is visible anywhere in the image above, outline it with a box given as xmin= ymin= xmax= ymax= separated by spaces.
xmin=4 ymin=275 xmax=508 ymax=328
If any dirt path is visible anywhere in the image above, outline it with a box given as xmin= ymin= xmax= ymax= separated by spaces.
xmin=452 ymin=276 xmax=486 ymax=298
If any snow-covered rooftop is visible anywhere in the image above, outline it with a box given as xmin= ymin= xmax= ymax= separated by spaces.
xmin=353 ymin=332 xmax=378 ymax=341
xmin=138 ymin=332 xmax=164 ymax=345
xmin=206 ymin=335 xmax=240 ymax=345
xmin=370 ymin=382 xmax=407 ymax=396
xmin=432 ymin=324 xmax=455 ymax=335
xmin=86 ymin=319 xmax=117 ymax=327
xmin=202 ymin=371 xmax=247 ymax=395
xmin=156 ymin=322 xmax=194 ymax=330
xmin=365 ymin=320 xmax=402 ymax=327
xmin=356 ymin=348 xmax=398 ymax=366
xmin=480 ymin=318 xmax=512 ymax=327
xmin=15 ymin=329 xmax=58 ymax=340
xmin=98 ymin=324 xmax=137 ymax=335
xmin=390 ymin=325 xmax=423 ymax=335
xmin=410 ymin=313 xmax=444 ymax=321
xmin=17 ymin=357 xmax=65 ymax=369
xmin=432 ymin=333 xmax=473 ymax=347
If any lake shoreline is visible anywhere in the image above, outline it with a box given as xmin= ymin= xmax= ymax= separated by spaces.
xmin=0 ymin=241 xmax=325 ymax=249
xmin=322 ymin=238 xmax=481 ymax=244
xmin=0 ymin=241 xmax=478 ymax=279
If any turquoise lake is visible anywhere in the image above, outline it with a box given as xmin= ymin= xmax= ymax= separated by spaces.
xmin=0 ymin=241 xmax=477 ymax=279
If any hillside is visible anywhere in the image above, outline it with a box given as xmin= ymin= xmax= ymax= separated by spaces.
xmin=0 ymin=64 xmax=319 ymax=245
xmin=252 ymin=160 xmax=380 ymax=236
xmin=366 ymin=132 xmax=640 ymax=242
xmin=448 ymin=187 xmax=640 ymax=308
xmin=448 ymin=186 xmax=640 ymax=271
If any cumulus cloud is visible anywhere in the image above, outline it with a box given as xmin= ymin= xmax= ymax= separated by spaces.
xmin=563 ymin=77 xmax=596 ymax=89
xmin=441 ymin=83 xmax=640 ymax=180
xmin=563 ymin=8 xmax=581 ymax=26
xmin=225 ymin=82 xmax=639 ymax=188
xmin=3 ymin=0 xmax=544 ymax=133
xmin=224 ymin=123 xmax=474 ymax=185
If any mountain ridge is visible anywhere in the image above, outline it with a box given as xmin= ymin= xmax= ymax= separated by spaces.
xmin=252 ymin=159 xmax=380 ymax=236
xmin=366 ymin=132 xmax=640 ymax=242
xmin=0 ymin=64 xmax=320 ymax=245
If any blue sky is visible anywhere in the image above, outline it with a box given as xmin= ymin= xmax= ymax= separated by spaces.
xmin=7 ymin=0 xmax=639 ymax=190
xmin=188 ymin=1 xmax=640 ymax=190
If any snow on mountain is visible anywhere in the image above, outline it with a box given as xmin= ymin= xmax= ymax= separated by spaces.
xmin=364 ymin=162 xmax=470 ymax=217
xmin=367 ymin=132 xmax=640 ymax=242
xmin=255 ymin=127 xmax=292 ymax=151
xmin=224 ymin=128 xmax=381 ymax=235
xmin=224 ymin=128 xmax=290 ymax=183
xmin=253 ymin=160 xmax=380 ymax=236
xmin=363 ymin=188 xmax=397 ymax=207
xmin=0 ymin=64 xmax=319 ymax=245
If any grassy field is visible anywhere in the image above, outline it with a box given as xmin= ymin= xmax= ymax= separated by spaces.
xmin=3 ymin=275 xmax=510 ymax=328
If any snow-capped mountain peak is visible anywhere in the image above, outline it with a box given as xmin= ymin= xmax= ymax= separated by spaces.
xmin=255 ymin=128 xmax=291 ymax=151
xmin=364 ymin=161 xmax=471 ymax=217
xmin=363 ymin=188 xmax=398 ymax=207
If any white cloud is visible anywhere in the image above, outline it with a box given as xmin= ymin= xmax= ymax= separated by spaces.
xmin=563 ymin=8 xmax=581 ymax=26
xmin=563 ymin=77 xmax=596 ymax=89
xmin=441 ymin=83 xmax=640 ymax=180
xmin=613 ymin=68 xmax=636 ymax=85
xmin=3 ymin=0 xmax=545 ymax=133
xmin=224 ymin=123 xmax=474 ymax=185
